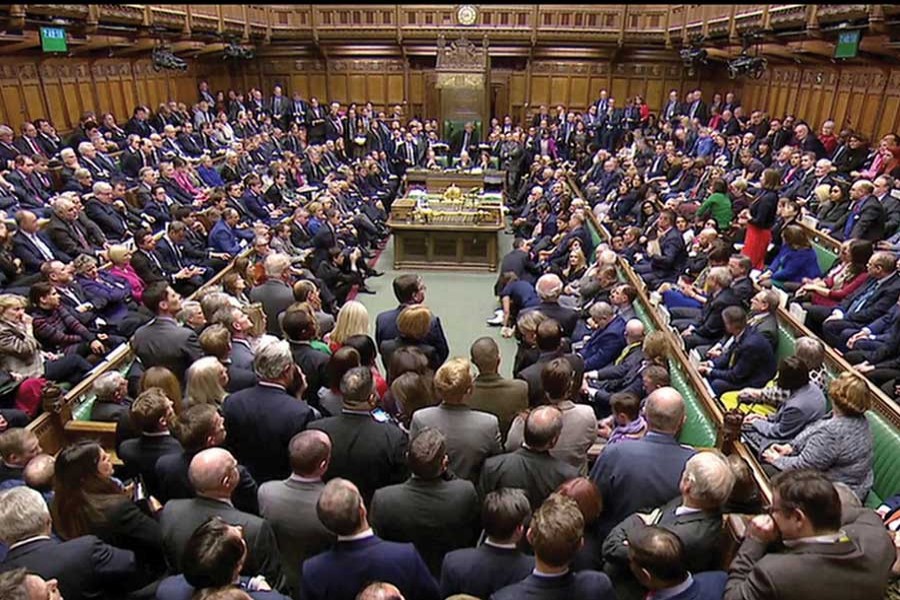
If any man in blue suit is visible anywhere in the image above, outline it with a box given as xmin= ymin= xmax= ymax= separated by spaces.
xmin=697 ymin=306 xmax=777 ymax=396
xmin=11 ymin=210 xmax=71 ymax=274
xmin=628 ymin=526 xmax=727 ymax=600
xmin=301 ymin=478 xmax=440 ymax=600
xmin=375 ymin=274 xmax=450 ymax=365
xmin=590 ymin=387 xmax=696 ymax=541
xmin=578 ymin=302 xmax=626 ymax=371
xmin=210 ymin=208 xmax=253 ymax=256
xmin=491 ymin=493 xmax=615 ymax=600
xmin=634 ymin=209 xmax=687 ymax=289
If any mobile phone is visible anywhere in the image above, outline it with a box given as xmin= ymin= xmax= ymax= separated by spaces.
xmin=371 ymin=408 xmax=390 ymax=423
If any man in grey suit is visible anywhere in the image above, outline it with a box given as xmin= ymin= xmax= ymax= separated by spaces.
xmin=258 ymin=430 xmax=336 ymax=598
xmin=469 ymin=337 xmax=529 ymax=442
xmin=725 ymin=469 xmax=895 ymax=600
xmin=370 ymin=428 xmax=480 ymax=577
xmin=250 ymin=253 xmax=297 ymax=336
xmin=409 ymin=358 xmax=502 ymax=482
xmin=479 ymin=405 xmax=579 ymax=510
xmin=131 ymin=282 xmax=203 ymax=385
xmin=159 ymin=448 xmax=285 ymax=591
xmin=602 ymin=451 xmax=736 ymax=600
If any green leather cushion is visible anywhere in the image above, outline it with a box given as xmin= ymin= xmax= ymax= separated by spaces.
xmin=866 ymin=411 xmax=900 ymax=508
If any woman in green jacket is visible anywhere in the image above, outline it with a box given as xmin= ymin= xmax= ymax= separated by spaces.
xmin=696 ymin=178 xmax=734 ymax=230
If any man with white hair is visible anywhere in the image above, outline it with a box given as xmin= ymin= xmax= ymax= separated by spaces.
xmin=83 ymin=180 xmax=130 ymax=241
xmin=520 ymin=273 xmax=579 ymax=338
xmin=45 ymin=196 xmax=104 ymax=257
xmin=672 ymin=266 xmax=742 ymax=351
xmin=0 ymin=125 xmax=20 ymax=169
xmin=77 ymin=141 xmax=110 ymax=181
xmin=89 ymin=371 xmax=132 ymax=423
xmin=0 ymin=486 xmax=139 ymax=599
xmin=222 ymin=339 xmax=315 ymax=483
xmin=159 ymin=448 xmax=284 ymax=589
xmin=250 ymin=253 xmax=296 ymax=336
xmin=601 ymin=451 xmax=736 ymax=596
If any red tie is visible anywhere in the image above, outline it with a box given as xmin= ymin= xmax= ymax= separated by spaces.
xmin=28 ymin=138 xmax=43 ymax=157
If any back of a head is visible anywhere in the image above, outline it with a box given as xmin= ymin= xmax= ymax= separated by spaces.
xmin=182 ymin=517 xmax=245 ymax=589
xmin=281 ymin=307 xmax=315 ymax=341
xmin=392 ymin=274 xmax=420 ymax=304
xmin=193 ymin=588 xmax=253 ymax=600
xmin=482 ymin=488 xmax=531 ymax=541
xmin=356 ymin=582 xmax=406 ymax=600
xmin=681 ymin=451 xmax=736 ymax=510
xmin=433 ymin=358 xmax=473 ymax=403
xmin=555 ymin=477 xmax=603 ymax=525
xmin=0 ymin=569 xmax=29 ymax=600
xmin=771 ymin=469 xmax=842 ymax=533
xmin=340 ymin=365 xmax=375 ymax=408
xmin=523 ymin=405 xmax=564 ymax=450
xmin=0 ymin=487 xmax=49 ymax=545
xmin=644 ymin=387 xmax=685 ymax=435
xmin=535 ymin=274 xmax=563 ymax=302
xmin=529 ymin=493 xmax=584 ymax=568
xmin=627 ymin=525 xmax=688 ymax=587
xmin=541 ymin=357 xmax=574 ymax=403
xmin=470 ymin=336 xmax=500 ymax=373
xmin=253 ymin=339 xmax=293 ymax=381
xmin=173 ymin=404 xmax=220 ymax=453
xmin=317 ymin=478 xmax=363 ymax=536
xmin=289 ymin=430 xmax=332 ymax=477
xmin=188 ymin=448 xmax=235 ymax=495
xmin=535 ymin=319 xmax=562 ymax=352
xmin=408 ymin=427 xmax=447 ymax=479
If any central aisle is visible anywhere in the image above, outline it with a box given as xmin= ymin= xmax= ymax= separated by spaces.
xmin=356 ymin=233 xmax=519 ymax=378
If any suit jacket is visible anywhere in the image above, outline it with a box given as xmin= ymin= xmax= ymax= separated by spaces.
xmin=250 ymin=280 xmax=296 ymax=336
xmin=129 ymin=248 xmax=168 ymax=286
xmin=505 ymin=401 xmax=598 ymax=474
xmin=580 ymin=316 xmax=627 ymax=371
xmin=520 ymin=302 xmax=579 ymax=339
xmin=440 ymin=543 xmax=534 ymax=600
xmin=479 ymin=447 xmax=579 ymax=510
xmin=662 ymin=572 xmax=728 ymax=600
xmin=300 ymin=535 xmax=440 ymax=600
xmin=257 ymin=477 xmax=335 ymax=597
xmin=710 ymin=328 xmax=778 ymax=389
xmin=288 ymin=341 xmax=330 ymax=405
xmin=223 ymin=383 xmax=315 ymax=483
xmin=118 ymin=433 xmax=183 ymax=499
xmin=83 ymin=199 xmax=130 ymax=241
xmin=155 ymin=451 xmax=259 ymax=515
xmin=517 ymin=350 xmax=586 ymax=408
xmin=46 ymin=214 xmax=100 ymax=257
xmin=840 ymin=273 xmax=900 ymax=325
xmin=495 ymin=249 xmax=541 ymax=295
xmin=846 ymin=195 xmax=886 ymax=242
xmin=694 ymin=287 xmax=742 ymax=340
xmin=155 ymin=575 xmax=289 ymax=600
xmin=0 ymin=535 xmax=138 ymax=600
xmin=371 ymin=477 xmax=480 ymax=576
xmin=309 ymin=412 xmax=408 ymax=504
xmin=209 ymin=219 xmax=244 ymax=255
xmin=590 ymin=432 xmax=697 ymax=540
xmin=748 ymin=312 xmax=778 ymax=351
xmin=131 ymin=317 xmax=203 ymax=385
xmin=160 ymin=496 xmax=283 ymax=589
xmin=651 ymin=227 xmax=688 ymax=282
xmin=409 ymin=404 xmax=502 ymax=482
xmin=491 ymin=570 xmax=615 ymax=600
xmin=375 ymin=305 xmax=450 ymax=365
xmin=724 ymin=507 xmax=894 ymax=600
xmin=469 ymin=373 xmax=529 ymax=442
xmin=12 ymin=230 xmax=70 ymax=273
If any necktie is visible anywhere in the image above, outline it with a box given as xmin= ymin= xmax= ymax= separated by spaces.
xmin=844 ymin=202 xmax=860 ymax=239
xmin=72 ymin=223 xmax=90 ymax=250
xmin=30 ymin=233 xmax=53 ymax=261
xmin=849 ymin=281 xmax=877 ymax=314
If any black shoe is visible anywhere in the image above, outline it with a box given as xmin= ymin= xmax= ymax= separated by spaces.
xmin=366 ymin=270 xmax=384 ymax=277
xmin=357 ymin=286 xmax=376 ymax=294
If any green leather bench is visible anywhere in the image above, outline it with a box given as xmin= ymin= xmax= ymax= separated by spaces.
xmin=811 ymin=240 xmax=839 ymax=274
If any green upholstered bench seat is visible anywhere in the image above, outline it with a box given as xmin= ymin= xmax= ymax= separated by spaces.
xmin=811 ymin=240 xmax=839 ymax=274
xmin=866 ymin=411 xmax=900 ymax=508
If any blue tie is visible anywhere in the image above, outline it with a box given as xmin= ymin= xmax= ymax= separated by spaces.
xmin=844 ymin=201 xmax=860 ymax=239
xmin=849 ymin=281 xmax=877 ymax=314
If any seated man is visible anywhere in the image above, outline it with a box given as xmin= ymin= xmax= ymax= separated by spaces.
xmin=672 ymin=266 xmax=742 ymax=351
xmin=633 ymin=209 xmax=688 ymax=289
xmin=0 ymin=428 xmax=42 ymax=484
xmin=602 ymin=452 xmax=735 ymax=599
xmin=724 ymin=469 xmax=894 ymax=600
xmin=697 ymin=306 xmax=777 ymax=396
xmin=578 ymin=302 xmax=626 ymax=371
xmin=519 ymin=274 xmax=579 ymax=339
xmin=491 ymin=493 xmax=615 ymax=600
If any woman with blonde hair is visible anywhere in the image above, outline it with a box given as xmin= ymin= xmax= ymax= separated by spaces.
xmin=185 ymin=356 xmax=229 ymax=408
xmin=325 ymin=300 xmax=370 ymax=353
xmin=107 ymin=245 xmax=145 ymax=303
xmin=378 ymin=305 xmax=441 ymax=372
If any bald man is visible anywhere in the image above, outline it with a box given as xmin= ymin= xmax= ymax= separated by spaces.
xmin=159 ymin=448 xmax=284 ymax=590
xmin=468 ymin=337 xmax=528 ymax=441
xmin=590 ymin=387 xmax=697 ymax=541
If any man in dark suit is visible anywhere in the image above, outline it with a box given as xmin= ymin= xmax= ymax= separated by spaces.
xmin=440 ymin=488 xmax=534 ymax=598
xmin=12 ymin=210 xmax=71 ymax=274
xmin=258 ymin=430 xmax=336 ymax=597
xmin=309 ymin=367 xmax=408 ymax=505
xmin=685 ymin=89 xmax=709 ymax=126
xmin=698 ymin=306 xmax=778 ymax=395
xmin=480 ymin=405 xmax=579 ymax=510
xmin=724 ymin=470 xmax=895 ymax=600
xmin=282 ymin=309 xmax=330 ymax=406
xmin=673 ymin=267 xmax=743 ymax=350
xmin=5 ymin=155 xmax=51 ymax=214
xmin=250 ymin=254 xmax=296 ymax=336
xmin=843 ymin=180 xmax=885 ymax=242
xmin=588 ymin=318 xmax=645 ymax=380
xmin=590 ymin=387 xmax=697 ymax=541
xmin=83 ymin=181 xmax=131 ymax=242
xmin=370 ymin=428 xmax=480 ymax=576
xmin=117 ymin=388 xmax=182 ymax=498
xmin=634 ymin=209 xmax=688 ymax=289
xmin=159 ymin=448 xmax=284 ymax=590
xmin=223 ymin=340 xmax=315 ymax=484
xmin=602 ymin=452 xmax=735 ymax=600
xmin=519 ymin=274 xmax=580 ymax=339
xmin=491 ymin=493 xmax=616 ymax=600
xmin=0 ymin=487 xmax=140 ymax=600
xmin=729 ymin=254 xmax=756 ymax=307
xmin=451 ymin=122 xmax=478 ymax=158
xmin=628 ymin=526 xmax=728 ymax=600
xmin=301 ymin=478 xmax=440 ymax=600
xmin=579 ymin=303 xmax=627 ymax=372
xmin=131 ymin=283 xmax=204 ymax=385
xmin=375 ymin=274 xmax=450 ymax=365
xmin=45 ymin=196 xmax=104 ymax=258
xmin=517 ymin=319 xmax=585 ymax=408
xmin=469 ymin=337 xmax=529 ymax=442
xmin=494 ymin=238 xmax=541 ymax=296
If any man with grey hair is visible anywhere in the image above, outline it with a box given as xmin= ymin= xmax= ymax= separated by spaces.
xmin=579 ymin=301 xmax=627 ymax=371
xmin=250 ymin=252 xmax=296 ymax=336
xmin=602 ymin=451 xmax=736 ymax=594
xmin=0 ymin=486 xmax=138 ymax=599
xmin=176 ymin=299 xmax=206 ymax=332
xmin=520 ymin=273 xmax=579 ymax=337
xmin=89 ymin=371 xmax=132 ymax=423
xmin=84 ymin=180 xmax=130 ymax=242
xmin=301 ymin=478 xmax=440 ymax=600
xmin=0 ymin=124 xmax=17 ymax=170
xmin=222 ymin=339 xmax=315 ymax=483
xmin=159 ymin=448 xmax=284 ymax=589
xmin=674 ymin=265 xmax=741 ymax=350
xmin=311 ymin=367 xmax=408 ymax=505
xmin=46 ymin=195 xmax=103 ymax=257
xmin=590 ymin=387 xmax=696 ymax=540
xmin=77 ymin=141 xmax=110 ymax=181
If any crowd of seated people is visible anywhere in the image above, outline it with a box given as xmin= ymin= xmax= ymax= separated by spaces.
xmin=0 ymin=82 xmax=897 ymax=600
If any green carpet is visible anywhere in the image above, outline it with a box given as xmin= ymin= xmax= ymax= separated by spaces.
xmin=358 ymin=232 xmax=519 ymax=378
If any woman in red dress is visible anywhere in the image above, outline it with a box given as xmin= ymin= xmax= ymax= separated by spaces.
xmin=742 ymin=168 xmax=781 ymax=270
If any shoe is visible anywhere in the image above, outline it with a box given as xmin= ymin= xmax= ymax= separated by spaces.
xmin=357 ymin=286 xmax=376 ymax=294
xmin=486 ymin=314 xmax=505 ymax=326
xmin=366 ymin=270 xmax=384 ymax=277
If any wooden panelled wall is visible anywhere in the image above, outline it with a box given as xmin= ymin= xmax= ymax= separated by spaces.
xmin=737 ymin=65 xmax=900 ymax=140
xmin=0 ymin=58 xmax=201 ymax=134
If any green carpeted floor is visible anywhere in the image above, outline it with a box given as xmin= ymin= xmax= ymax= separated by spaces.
xmin=358 ymin=232 xmax=519 ymax=378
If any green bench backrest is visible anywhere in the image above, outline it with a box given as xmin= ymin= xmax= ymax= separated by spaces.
xmin=72 ymin=359 xmax=134 ymax=421
xmin=866 ymin=411 xmax=900 ymax=508
xmin=811 ymin=241 xmax=839 ymax=274
xmin=669 ymin=359 xmax=719 ymax=447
